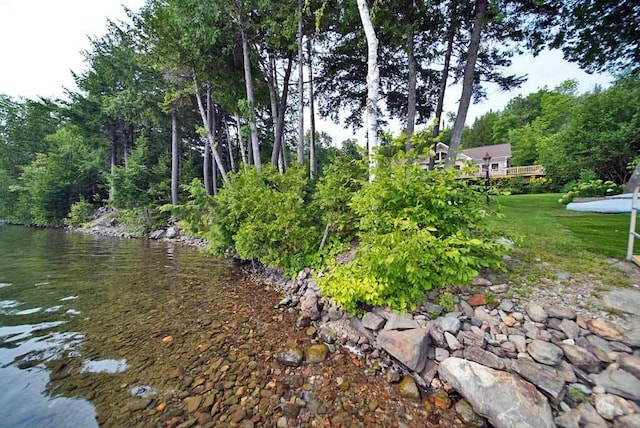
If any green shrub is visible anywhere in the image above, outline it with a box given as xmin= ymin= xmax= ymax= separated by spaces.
xmin=319 ymin=156 xmax=510 ymax=313
xmin=559 ymin=179 xmax=625 ymax=204
xmin=64 ymin=198 xmax=94 ymax=227
xmin=312 ymin=156 xmax=367 ymax=241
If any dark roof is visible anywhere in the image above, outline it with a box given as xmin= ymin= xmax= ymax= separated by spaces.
xmin=461 ymin=143 xmax=511 ymax=160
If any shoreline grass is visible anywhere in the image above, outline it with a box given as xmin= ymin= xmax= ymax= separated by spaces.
xmin=484 ymin=193 xmax=631 ymax=285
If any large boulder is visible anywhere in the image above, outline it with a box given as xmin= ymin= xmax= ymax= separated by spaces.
xmin=376 ymin=328 xmax=430 ymax=372
xmin=438 ymin=358 xmax=555 ymax=428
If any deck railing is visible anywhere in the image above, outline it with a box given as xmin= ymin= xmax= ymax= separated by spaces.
xmin=458 ymin=164 xmax=546 ymax=178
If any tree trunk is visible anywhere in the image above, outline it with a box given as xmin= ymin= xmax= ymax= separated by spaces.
xmin=430 ymin=0 xmax=456 ymax=169
xmin=271 ymin=54 xmax=294 ymax=168
xmin=109 ymin=135 xmax=117 ymax=202
xmin=446 ymin=0 xmax=487 ymax=165
xmin=267 ymin=52 xmax=280 ymax=165
xmin=212 ymin=150 xmax=218 ymax=196
xmin=235 ymin=113 xmax=248 ymax=168
xmin=296 ymin=0 xmax=305 ymax=164
xmin=307 ymin=37 xmax=317 ymax=179
xmin=171 ymin=109 xmax=179 ymax=205
xmin=225 ymin=119 xmax=236 ymax=173
xmin=239 ymin=5 xmax=261 ymax=172
xmin=405 ymin=2 xmax=417 ymax=150
xmin=203 ymin=86 xmax=212 ymax=195
xmin=357 ymin=0 xmax=380 ymax=181
xmin=194 ymin=77 xmax=232 ymax=188
xmin=124 ymin=125 xmax=133 ymax=168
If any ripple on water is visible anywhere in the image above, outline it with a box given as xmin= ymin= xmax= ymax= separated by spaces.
xmin=0 ymin=283 xmax=11 ymax=288
xmin=80 ymin=359 xmax=128 ymax=374
xmin=15 ymin=307 xmax=42 ymax=316
xmin=65 ymin=309 xmax=81 ymax=316
xmin=44 ymin=305 xmax=63 ymax=313
xmin=60 ymin=296 xmax=78 ymax=302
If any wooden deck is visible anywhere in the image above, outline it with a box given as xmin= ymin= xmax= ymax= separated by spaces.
xmin=459 ymin=165 xmax=546 ymax=179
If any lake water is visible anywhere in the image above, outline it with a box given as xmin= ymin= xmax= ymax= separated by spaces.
xmin=0 ymin=226 xmax=460 ymax=427
xmin=0 ymin=225 xmax=232 ymax=427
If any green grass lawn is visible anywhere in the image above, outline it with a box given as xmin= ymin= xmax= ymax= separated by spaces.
xmin=485 ymin=193 xmax=631 ymax=280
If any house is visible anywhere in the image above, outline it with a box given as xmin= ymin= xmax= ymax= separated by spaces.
xmin=428 ymin=142 xmax=512 ymax=175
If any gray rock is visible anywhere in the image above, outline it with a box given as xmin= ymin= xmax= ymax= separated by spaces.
xmin=459 ymin=300 xmax=474 ymax=318
xmin=558 ymin=319 xmax=581 ymax=340
xmin=594 ymin=393 xmax=636 ymax=420
xmin=585 ymin=334 xmax=615 ymax=362
xmin=609 ymin=341 xmax=633 ymax=353
xmin=463 ymin=346 xmax=505 ymax=370
xmin=429 ymin=325 xmax=446 ymax=348
xmin=473 ymin=276 xmax=492 ymax=286
xmin=327 ymin=305 xmax=343 ymax=321
xmin=149 ymin=229 xmax=166 ymax=240
xmin=545 ymin=305 xmax=576 ymax=320
xmin=577 ymin=402 xmax=608 ymax=428
xmin=555 ymin=272 xmax=571 ymax=281
xmin=618 ymin=354 xmax=640 ymax=379
xmin=377 ymin=328 xmax=430 ymax=372
xmin=459 ymin=331 xmax=485 ymax=348
xmin=165 ymin=226 xmax=179 ymax=239
xmin=511 ymin=358 xmax=566 ymax=403
xmin=300 ymin=289 xmax=320 ymax=321
xmin=444 ymin=331 xmax=463 ymax=350
xmin=318 ymin=327 xmax=337 ymax=344
xmin=508 ymin=334 xmax=528 ymax=353
xmin=555 ymin=360 xmax=578 ymax=383
xmin=438 ymin=358 xmax=555 ymax=428
xmin=434 ymin=315 xmax=462 ymax=335
xmin=424 ymin=302 xmax=444 ymax=317
xmin=420 ymin=359 xmax=440 ymax=386
xmin=489 ymin=283 xmax=509 ymax=293
xmin=614 ymin=414 xmax=640 ymax=428
xmin=527 ymin=339 xmax=564 ymax=366
xmin=590 ymin=369 xmax=640 ymax=401
xmin=525 ymin=302 xmax=547 ymax=323
xmin=554 ymin=410 xmax=581 ymax=428
xmin=435 ymin=347 xmax=450 ymax=362
xmin=361 ymin=312 xmax=386 ymax=330
xmin=560 ymin=344 xmax=601 ymax=373
xmin=275 ymin=348 xmax=304 ymax=367
xmin=499 ymin=299 xmax=515 ymax=313
xmin=349 ymin=317 xmax=375 ymax=341
xmin=383 ymin=312 xmax=420 ymax=331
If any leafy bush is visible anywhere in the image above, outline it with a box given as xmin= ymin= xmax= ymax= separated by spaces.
xmin=64 ymin=198 xmax=94 ymax=227
xmin=559 ymin=179 xmax=625 ymax=204
xmin=174 ymin=166 xmax=321 ymax=270
xmin=312 ymin=155 xmax=367 ymax=241
xmin=318 ymin=156 xmax=510 ymax=313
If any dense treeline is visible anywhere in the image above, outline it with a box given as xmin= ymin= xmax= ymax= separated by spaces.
xmin=0 ymin=0 xmax=638 ymax=309
xmin=461 ymin=75 xmax=640 ymax=187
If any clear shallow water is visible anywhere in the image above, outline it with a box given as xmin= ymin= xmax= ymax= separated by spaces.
xmin=0 ymin=225 xmax=231 ymax=427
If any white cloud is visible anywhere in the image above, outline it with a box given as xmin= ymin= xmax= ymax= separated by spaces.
xmin=0 ymin=0 xmax=146 ymax=100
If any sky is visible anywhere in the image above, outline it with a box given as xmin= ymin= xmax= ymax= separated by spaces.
xmin=0 ymin=0 xmax=613 ymax=143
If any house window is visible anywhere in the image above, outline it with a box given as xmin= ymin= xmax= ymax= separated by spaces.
xmin=491 ymin=162 xmax=499 ymax=170
xmin=481 ymin=164 xmax=487 ymax=171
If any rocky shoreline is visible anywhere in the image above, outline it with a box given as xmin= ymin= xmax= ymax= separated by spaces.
xmin=261 ymin=265 xmax=640 ymax=428
xmin=74 ymin=215 xmax=640 ymax=427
